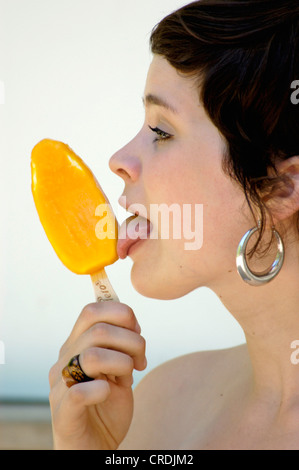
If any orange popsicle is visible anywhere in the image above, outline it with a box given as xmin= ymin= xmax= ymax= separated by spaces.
xmin=31 ymin=138 xmax=119 ymax=301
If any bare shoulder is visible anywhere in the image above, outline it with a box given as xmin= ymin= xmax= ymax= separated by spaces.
xmin=134 ymin=343 xmax=248 ymax=392
xmin=120 ymin=343 xmax=249 ymax=450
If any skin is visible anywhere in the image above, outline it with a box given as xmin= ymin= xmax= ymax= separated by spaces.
xmin=49 ymin=55 xmax=299 ymax=450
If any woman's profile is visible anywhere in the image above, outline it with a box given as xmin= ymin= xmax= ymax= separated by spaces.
xmin=49 ymin=0 xmax=299 ymax=450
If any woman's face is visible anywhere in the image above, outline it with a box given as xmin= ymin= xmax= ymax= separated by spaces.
xmin=109 ymin=55 xmax=252 ymax=299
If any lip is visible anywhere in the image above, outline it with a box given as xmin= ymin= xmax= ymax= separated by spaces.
xmin=117 ymin=214 xmax=152 ymax=259
xmin=124 ymin=237 xmax=147 ymax=259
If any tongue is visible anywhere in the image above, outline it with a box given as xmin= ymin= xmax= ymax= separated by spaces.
xmin=117 ymin=215 xmax=151 ymax=259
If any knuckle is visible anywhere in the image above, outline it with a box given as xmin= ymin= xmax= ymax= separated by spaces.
xmin=91 ymin=322 xmax=110 ymax=341
xmin=82 ymin=347 xmax=100 ymax=369
xmin=79 ymin=302 xmax=99 ymax=324
xmin=118 ymin=303 xmax=135 ymax=324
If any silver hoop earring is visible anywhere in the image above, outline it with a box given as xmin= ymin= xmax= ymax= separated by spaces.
xmin=236 ymin=224 xmax=284 ymax=286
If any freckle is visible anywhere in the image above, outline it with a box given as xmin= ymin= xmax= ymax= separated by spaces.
xmin=220 ymin=394 xmax=223 ymax=397
xmin=228 ymin=270 xmax=232 ymax=273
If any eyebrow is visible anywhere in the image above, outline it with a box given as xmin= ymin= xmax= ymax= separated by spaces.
xmin=142 ymin=93 xmax=178 ymax=114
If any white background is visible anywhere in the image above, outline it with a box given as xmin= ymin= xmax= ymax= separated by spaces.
xmin=0 ymin=0 xmax=245 ymax=401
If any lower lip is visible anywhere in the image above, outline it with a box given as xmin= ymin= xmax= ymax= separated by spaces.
xmin=127 ymin=238 xmax=148 ymax=258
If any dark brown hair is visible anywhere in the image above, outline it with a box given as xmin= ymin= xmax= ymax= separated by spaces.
xmin=150 ymin=0 xmax=299 ymax=253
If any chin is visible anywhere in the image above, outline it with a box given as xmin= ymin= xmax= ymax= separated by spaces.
xmin=130 ymin=264 xmax=194 ymax=300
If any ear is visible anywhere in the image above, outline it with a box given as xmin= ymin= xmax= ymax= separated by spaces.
xmin=265 ymin=156 xmax=299 ymax=223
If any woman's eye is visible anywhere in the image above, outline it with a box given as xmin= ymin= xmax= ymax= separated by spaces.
xmin=148 ymin=126 xmax=173 ymax=143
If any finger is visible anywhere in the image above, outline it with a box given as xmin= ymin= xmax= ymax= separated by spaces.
xmin=80 ymin=347 xmax=135 ymax=379
xmin=64 ymin=379 xmax=111 ymax=411
xmin=77 ymin=323 xmax=146 ymax=371
xmin=67 ymin=302 xmax=141 ymax=343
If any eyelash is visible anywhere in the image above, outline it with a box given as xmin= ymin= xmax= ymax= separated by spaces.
xmin=148 ymin=126 xmax=173 ymax=143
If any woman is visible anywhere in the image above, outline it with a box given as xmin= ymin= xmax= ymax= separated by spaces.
xmin=49 ymin=0 xmax=299 ymax=449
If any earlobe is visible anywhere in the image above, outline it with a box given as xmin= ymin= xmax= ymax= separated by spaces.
xmin=266 ymin=156 xmax=299 ymax=223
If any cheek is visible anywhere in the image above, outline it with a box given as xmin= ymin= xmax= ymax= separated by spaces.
xmin=143 ymin=151 xmax=202 ymax=206
xmin=143 ymin=143 xmax=249 ymax=247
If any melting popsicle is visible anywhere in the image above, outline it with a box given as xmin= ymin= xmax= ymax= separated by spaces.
xmin=31 ymin=138 xmax=119 ymax=301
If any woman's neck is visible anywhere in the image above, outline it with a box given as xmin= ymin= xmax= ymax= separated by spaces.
xmin=211 ymin=253 xmax=299 ymax=417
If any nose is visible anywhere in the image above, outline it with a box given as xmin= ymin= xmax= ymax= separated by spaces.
xmin=109 ymin=137 xmax=141 ymax=183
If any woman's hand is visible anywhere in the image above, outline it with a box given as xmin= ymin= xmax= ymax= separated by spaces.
xmin=48 ymin=301 xmax=147 ymax=450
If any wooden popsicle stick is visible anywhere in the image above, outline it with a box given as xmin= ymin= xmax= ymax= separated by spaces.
xmin=90 ymin=269 xmax=119 ymax=302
